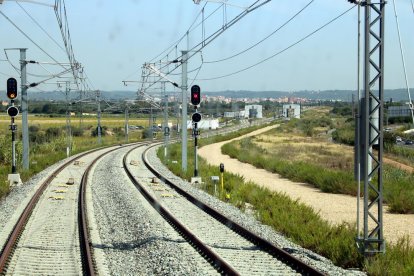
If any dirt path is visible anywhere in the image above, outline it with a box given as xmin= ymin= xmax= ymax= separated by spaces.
xmin=198 ymin=125 xmax=414 ymax=246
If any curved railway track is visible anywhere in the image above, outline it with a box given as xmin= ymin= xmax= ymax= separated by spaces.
xmin=0 ymin=143 xmax=142 ymax=275
xmin=123 ymin=143 xmax=325 ymax=275
xmin=0 ymin=124 xmax=329 ymax=275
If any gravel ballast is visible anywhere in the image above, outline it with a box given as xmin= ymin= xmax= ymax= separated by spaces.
xmin=147 ymin=145 xmax=366 ymax=276
xmin=88 ymin=145 xmax=216 ymax=275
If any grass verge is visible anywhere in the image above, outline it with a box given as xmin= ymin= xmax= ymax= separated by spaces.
xmin=157 ymin=125 xmax=414 ymax=275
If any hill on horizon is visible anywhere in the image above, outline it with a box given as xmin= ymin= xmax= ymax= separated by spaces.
xmin=0 ymin=89 xmax=411 ymax=102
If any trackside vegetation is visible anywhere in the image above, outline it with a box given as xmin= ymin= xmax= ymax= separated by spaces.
xmin=158 ymin=119 xmax=414 ymax=275
xmin=158 ymin=140 xmax=363 ymax=269
xmin=0 ymin=117 xmax=148 ymax=199
xmin=222 ymin=136 xmax=414 ymax=214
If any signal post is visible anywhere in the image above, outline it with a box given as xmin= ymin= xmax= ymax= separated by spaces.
xmin=190 ymin=85 xmax=202 ymax=183
xmin=6 ymin=78 xmax=22 ymax=186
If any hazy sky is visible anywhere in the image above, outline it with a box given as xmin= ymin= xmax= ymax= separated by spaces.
xmin=0 ymin=0 xmax=413 ymax=94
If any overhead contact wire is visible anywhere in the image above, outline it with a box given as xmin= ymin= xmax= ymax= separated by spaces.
xmin=197 ymin=5 xmax=355 ymax=81
xmin=205 ymin=0 xmax=315 ymax=64
xmin=0 ymin=10 xmax=66 ymax=71
xmin=17 ymin=2 xmax=66 ymax=53
xmin=149 ymin=2 xmax=209 ymax=63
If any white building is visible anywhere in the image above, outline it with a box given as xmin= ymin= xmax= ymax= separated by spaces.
xmin=224 ymin=111 xmax=246 ymax=118
xmin=186 ymin=119 xmax=219 ymax=130
xmin=244 ymin=105 xmax=263 ymax=119
xmin=282 ymin=104 xmax=301 ymax=119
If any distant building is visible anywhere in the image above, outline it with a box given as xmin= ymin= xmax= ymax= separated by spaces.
xmin=388 ymin=105 xmax=412 ymax=118
xmin=224 ymin=111 xmax=246 ymax=118
xmin=186 ymin=119 xmax=219 ymax=130
xmin=283 ymin=104 xmax=301 ymax=119
xmin=224 ymin=112 xmax=235 ymax=118
xmin=244 ymin=105 xmax=263 ymax=119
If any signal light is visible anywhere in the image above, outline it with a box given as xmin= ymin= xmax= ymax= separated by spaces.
xmin=7 ymin=106 xmax=19 ymax=117
xmin=190 ymin=85 xmax=201 ymax=106
xmin=7 ymin=78 xmax=18 ymax=100
xmin=192 ymin=112 xmax=202 ymax=123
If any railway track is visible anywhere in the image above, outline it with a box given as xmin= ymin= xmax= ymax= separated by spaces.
xmin=123 ymin=143 xmax=325 ymax=275
xmin=0 ymin=144 xmax=140 ymax=275
xmin=0 ymin=121 xmax=338 ymax=275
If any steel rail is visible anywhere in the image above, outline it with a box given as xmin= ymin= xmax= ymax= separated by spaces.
xmin=0 ymin=148 xmax=99 ymax=272
xmin=141 ymin=143 xmax=325 ymax=276
xmin=79 ymin=142 xmax=146 ymax=275
xmin=0 ymin=143 xmax=141 ymax=274
xmin=123 ymin=143 xmax=239 ymax=275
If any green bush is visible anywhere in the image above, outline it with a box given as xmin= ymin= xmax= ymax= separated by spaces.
xmin=223 ymin=138 xmax=414 ymax=214
xmin=157 ymin=139 xmax=363 ymax=269
xmin=91 ymin=126 xmax=106 ymax=137
xmin=157 ymin=125 xmax=414 ymax=273
xmin=45 ymin=127 xmax=62 ymax=139
xmin=71 ymin=127 xmax=84 ymax=137
xmin=365 ymin=237 xmax=414 ymax=275
xmin=113 ymin=127 xmax=124 ymax=137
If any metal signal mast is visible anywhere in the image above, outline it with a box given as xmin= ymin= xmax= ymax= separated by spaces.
xmin=351 ymin=0 xmax=386 ymax=255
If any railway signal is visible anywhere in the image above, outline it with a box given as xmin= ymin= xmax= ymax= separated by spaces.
xmin=219 ymin=163 xmax=224 ymax=195
xmin=192 ymin=112 xmax=202 ymax=123
xmin=190 ymin=85 xmax=201 ymax=106
xmin=7 ymin=78 xmax=18 ymax=100
xmin=7 ymin=106 xmax=19 ymax=117
xmin=190 ymin=85 xmax=202 ymax=179
xmin=5 ymin=78 xmax=20 ymax=176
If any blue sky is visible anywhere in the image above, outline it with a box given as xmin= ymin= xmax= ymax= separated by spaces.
xmin=0 ymin=0 xmax=413 ymax=94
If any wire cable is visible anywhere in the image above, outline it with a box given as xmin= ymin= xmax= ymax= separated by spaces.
xmin=136 ymin=0 xmax=271 ymax=95
xmin=149 ymin=2 xmax=209 ymax=63
xmin=189 ymin=53 xmax=204 ymax=86
xmin=196 ymin=5 xmax=355 ymax=81
xmin=205 ymin=0 xmax=314 ymax=64
xmin=156 ymin=3 xmax=223 ymax=63
xmin=4 ymin=49 xmax=71 ymax=78
xmin=0 ymin=71 xmax=12 ymax=77
xmin=0 ymin=10 xmax=66 ymax=70
xmin=17 ymin=2 xmax=66 ymax=53
xmin=141 ymin=0 xmax=270 ymax=88
xmin=391 ymin=0 xmax=414 ymax=124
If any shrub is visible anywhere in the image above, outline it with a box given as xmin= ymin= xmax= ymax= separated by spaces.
xmin=158 ymin=140 xmax=363 ymax=269
xmin=71 ymin=127 xmax=84 ymax=137
xmin=113 ymin=127 xmax=124 ymax=137
xmin=29 ymin=125 xmax=40 ymax=133
xmin=91 ymin=126 xmax=107 ymax=137
xmin=45 ymin=127 xmax=62 ymax=139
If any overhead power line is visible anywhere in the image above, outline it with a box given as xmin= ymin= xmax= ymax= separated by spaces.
xmin=124 ymin=2 xmax=221 ymax=82
xmin=391 ymin=0 xmax=413 ymax=124
xmin=196 ymin=5 xmax=355 ymax=81
xmin=149 ymin=2 xmax=209 ymax=63
xmin=0 ymin=10 xmax=66 ymax=70
xmin=17 ymin=2 xmax=66 ymax=53
xmin=205 ymin=0 xmax=315 ymax=64
xmin=138 ymin=0 xmax=271 ymax=94
xmin=55 ymin=0 xmax=81 ymax=89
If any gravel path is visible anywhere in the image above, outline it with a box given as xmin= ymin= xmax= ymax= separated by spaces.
xmin=198 ymin=125 xmax=414 ymax=246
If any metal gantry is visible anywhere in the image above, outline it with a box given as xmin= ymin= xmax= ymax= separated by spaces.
xmin=356 ymin=0 xmax=386 ymax=255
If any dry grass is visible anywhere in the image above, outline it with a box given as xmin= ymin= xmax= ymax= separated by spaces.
xmin=0 ymin=115 xmax=152 ymax=135
xmin=255 ymin=132 xmax=354 ymax=171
